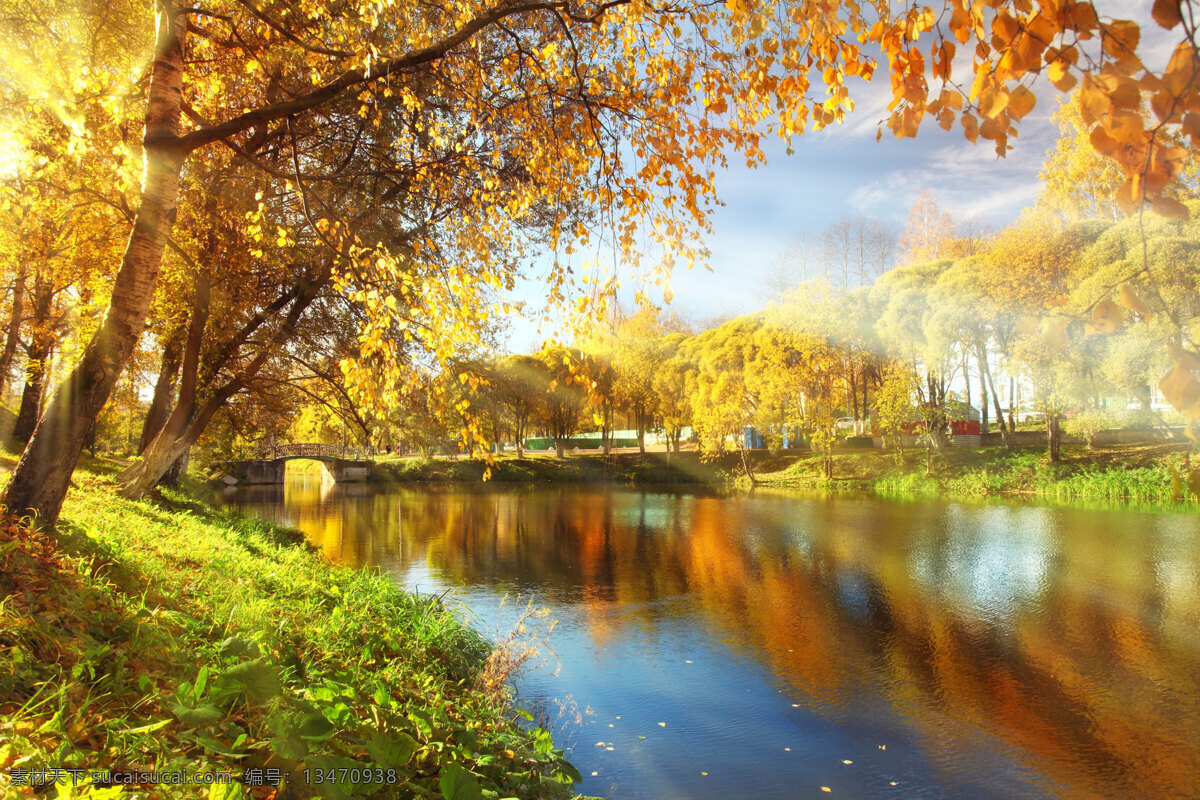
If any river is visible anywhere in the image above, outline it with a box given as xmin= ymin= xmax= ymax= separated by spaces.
xmin=219 ymin=473 xmax=1200 ymax=800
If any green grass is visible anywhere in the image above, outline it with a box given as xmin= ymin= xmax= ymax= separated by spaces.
xmin=749 ymin=443 xmax=1196 ymax=506
xmin=0 ymin=460 xmax=586 ymax=799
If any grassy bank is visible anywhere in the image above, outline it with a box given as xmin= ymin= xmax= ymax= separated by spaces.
xmin=748 ymin=443 xmax=1196 ymax=505
xmin=0 ymin=458 xmax=585 ymax=799
xmin=370 ymin=445 xmax=1196 ymax=506
xmin=373 ymin=451 xmax=728 ymax=486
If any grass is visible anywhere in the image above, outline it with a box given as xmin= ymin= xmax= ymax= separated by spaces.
xmin=0 ymin=457 xmax=587 ymax=799
xmin=373 ymin=443 xmax=1196 ymax=507
xmin=747 ymin=442 xmax=1197 ymax=506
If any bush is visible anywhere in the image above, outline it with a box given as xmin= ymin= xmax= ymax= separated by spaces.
xmin=1064 ymin=410 xmax=1113 ymax=449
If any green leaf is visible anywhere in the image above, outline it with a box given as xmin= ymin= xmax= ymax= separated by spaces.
xmin=439 ymin=762 xmax=482 ymax=800
xmin=217 ymin=636 xmax=260 ymax=659
xmin=208 ymin=782 xmax=241 ymax=800
xmin=296 ymin=711 xmax=336 ymax=741
xmin=192 ymin=733 xmax=246 ymax=758
xmin=195 ymin=665 xmax=209 ymax=698
xmin=169 ymin=703 xmax=223 ymax=728
xmin=224 ymin=659 xmax=282 ymax=702
xmin=366 ymin=731 xmax=418 ymax=768
xmin=270 ymin=734 xmax=309 ymax=760
xmin=120 ymin=718 xmax=173 ymax=735
xmin=513 ymin=707 xmax=534 ymax=722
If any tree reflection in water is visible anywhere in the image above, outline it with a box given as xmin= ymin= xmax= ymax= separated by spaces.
xmin=226 ymin=476 xmax=1200 ymax=800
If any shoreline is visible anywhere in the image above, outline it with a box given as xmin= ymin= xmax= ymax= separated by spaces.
xmin=365 ymin=443 xmax=1195 ymax=507
xmin=0 ymin=457 xmax=588 ymax=800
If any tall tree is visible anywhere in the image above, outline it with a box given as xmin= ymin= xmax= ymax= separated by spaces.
xmin=5 ymin=0 xmax=1200 ymax=525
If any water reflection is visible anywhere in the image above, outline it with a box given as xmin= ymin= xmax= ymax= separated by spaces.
xmin=224 ymin=475 xmax=1200 ymax=799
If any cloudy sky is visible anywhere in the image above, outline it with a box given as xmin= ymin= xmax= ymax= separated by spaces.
xmin=501 ymin=0 xmax=1170 ymax=350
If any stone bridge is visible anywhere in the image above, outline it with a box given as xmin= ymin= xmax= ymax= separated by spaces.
xmin=222 ymin=443 xmax=374 ymax=485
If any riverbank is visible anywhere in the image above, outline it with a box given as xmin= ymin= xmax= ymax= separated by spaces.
xmin=747 ymin=442 xmax=1195 ymax=504
xmin=373 ymin=451 xmax=729 ymax=485
xmin=0 ymin=456 xmax=585 ymax=799
xmin=373 ymin=443 xmax=1196 ymax=505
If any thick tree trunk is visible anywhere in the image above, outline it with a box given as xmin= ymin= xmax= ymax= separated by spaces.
xmin=0 ymin=261 xmax=28 ymax=403
xmin=2 ymin=5 xmax=188 ymax=527
xmin=139 ymin=323 xmax=186 ymax=452
xmin=161 ymin=448 xmax=188 ymax=485
xmin=11 ymin=277 xmax=54 ymax=445
xmin=119 ymin=277 xmax=320 ymax=497
xmin=117 ymin=270 xmax=208 ymax=496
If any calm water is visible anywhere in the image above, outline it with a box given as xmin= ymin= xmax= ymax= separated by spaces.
xmin=220 ymin=474 xmax=1200 ymax=800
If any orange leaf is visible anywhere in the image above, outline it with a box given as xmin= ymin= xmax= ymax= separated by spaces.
xmin=1151 ymin=196 xmax=1190 ymax=219
xmin=1117 ymin=284 xmax=1153 ymax=317
xmin=1182 ymin=112 xmax=1200 ymax=142
xmin=1152 ymin=0 xmax=1183 ymax=30
xmin=1168 ymin=342 xmax=1200 ymax=372
xmin=1159 ymin=364 xmax=1200 ymax=416
xmin=961 ymin=112 xmax=979 ymax=143
xmin=1008 ymin=86 xmax=1036 ymax=119
xmin=1088 ymin=299 xmax=1124 ymax=335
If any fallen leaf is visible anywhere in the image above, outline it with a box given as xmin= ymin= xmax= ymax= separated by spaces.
xmin=658 ymin=722 xmax=666 ymax=727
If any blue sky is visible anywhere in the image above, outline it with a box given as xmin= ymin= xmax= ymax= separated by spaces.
xmin=501 ymin=0 xmax=1168 ymax=352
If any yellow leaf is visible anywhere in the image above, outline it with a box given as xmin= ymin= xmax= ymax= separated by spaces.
xmin=1087 ymin=298 xmax=1124 ymax=334
xmin=1159 ymin=363 xmax=1200 ymax=416
xmin=1007 ymin=86 xmax=1036 ymax=119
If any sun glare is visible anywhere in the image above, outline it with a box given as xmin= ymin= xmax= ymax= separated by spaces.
xmin=0 ymin=133 xmax=23 ymax=180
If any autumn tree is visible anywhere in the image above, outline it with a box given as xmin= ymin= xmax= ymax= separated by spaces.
xmin=6 ymin=0 xmax=1200 ymax=525
xmin=496 ymin=354 xmax=546 ymax=458
xmin=536 ymin=346 xmax=587 ymax=459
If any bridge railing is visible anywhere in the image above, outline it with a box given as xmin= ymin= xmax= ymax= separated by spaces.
xmin=262 ymin=443 xmax=368 ymax=460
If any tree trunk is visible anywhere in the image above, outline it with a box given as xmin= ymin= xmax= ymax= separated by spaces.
xmin=2 ymin=5 xmax=188 ymax=528
xmin=161 ymin=447 xmax=188 ymax=485
xmin=119 ymin=275 xmax=320 ymax=497
xmin=0 ymin=260 xmax=28 ymax=403
xmin=1047 ymin=414 xmax=1062 ymax=463
xmin=11 ymin=277 xmax=54 ymax=446
xmin=139 ymin=323 xmax=186 ymax=452
xmin=1007 ymin=376 xmax=1017 ymax=433
xmin=555 ymin=438 xmax=565 ymax=459
xmin=978 ymin=355 xmax=989 ymax=435
xmin=739 ymin=445 xmax=759 ymax=485
xmin=976 ymin=342 xmax=1011 ymax=447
